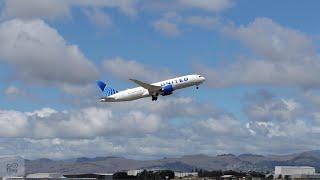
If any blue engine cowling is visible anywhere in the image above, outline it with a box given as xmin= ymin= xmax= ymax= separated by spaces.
xmin=161 ymin=84 xmax=174 ymax=96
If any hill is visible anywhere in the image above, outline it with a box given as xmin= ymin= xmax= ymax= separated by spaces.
xmin=25 ymin=150 xmax=320 ymax=174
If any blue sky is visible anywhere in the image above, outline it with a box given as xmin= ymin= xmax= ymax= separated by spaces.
xmin=0 ymin=0 xmax=320 ymax=159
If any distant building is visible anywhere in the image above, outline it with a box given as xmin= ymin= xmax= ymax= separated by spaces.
xmin=3 ymin=177 xmax=25 ymax=180
xmin=221 ymin=174 xmax=237 ymax=180
xmin=274 ymin=166 xmax=320 ymax=180
xmin=26 ymin=173 xmax=64 ymax=179
xmin=291 ymin=174 xmax=320 ymax=180
xmin=275 ymin=166 xmax=315 ymax=176
xmin=174 ymin=171 xmax=198 ymax=178
xmin=127 ymin=169 xmax=143 ymax=176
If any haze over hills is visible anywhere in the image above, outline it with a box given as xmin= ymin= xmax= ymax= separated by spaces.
xmin=24 ymin=150 xmax=320 ymax=174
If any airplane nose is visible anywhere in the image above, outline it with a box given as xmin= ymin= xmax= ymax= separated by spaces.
xmin=201 ymin=77 xmax=205 ymax=82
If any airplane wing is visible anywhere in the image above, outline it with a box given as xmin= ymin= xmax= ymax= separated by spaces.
xmin=129 ymin=79 xmax=162 ymax=93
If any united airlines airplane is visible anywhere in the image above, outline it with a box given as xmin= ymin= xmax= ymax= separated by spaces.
xmin=97 ymin=74 xmax=205 ymax=102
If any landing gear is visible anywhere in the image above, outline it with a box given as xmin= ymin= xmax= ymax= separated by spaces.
xmin=152 ymin=96 xmax=158 ymax=101
xmin=196 ymin=86 xmax=199 ymax=89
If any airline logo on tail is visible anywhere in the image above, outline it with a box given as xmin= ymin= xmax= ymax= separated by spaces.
xmin=96 ymin=80 xmax=118 ymax=97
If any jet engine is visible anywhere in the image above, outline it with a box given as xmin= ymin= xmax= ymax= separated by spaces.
xmin=161 ymin=84 xmax=174 ymax=96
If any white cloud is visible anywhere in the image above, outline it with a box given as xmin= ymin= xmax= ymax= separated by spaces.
xmin=0 ymin=0 xmax=138 ymax=20
xmin=0 ymin=0 xmax=233 ymax=21
xmin=0 ymin=110 xmax=29 ymax=137
xmin=0 ymin=19 xmax=99 ymax=90
xmin=184 ymin=16 xmax=220 ymax=28
xmin=152 ymin=12 xmax=220 ymax=36
xmin=199 ymin=18 xmax=320 ymax=88
xmin=152 ymin=12 xmax=182 ymax=37
xmin=178 ymin=0 xmax=234 ymax=13
xmin=153 ymin=19 xmax=181 ymax=37
xmin=0 ymin=0 xmax=71 ymax=20
xmin=246 ymin=98 xmax=302 ymax=122
xmin=4 ymin=86 xmax=24 ymax=97
xmin=74 ymin=0 xmax=138 ymax=17
xmin=0 ymin=107 xmax=163 ymax=139
xmin=0 ymin=97 xmax=231 ymax=159
xmin=0 ymin=0 xmax=229 ymax=37
xmin=25 ymin=108 xmax=57 ymax=118
xmin=224 ymin=17 xmax=314 ymax=62
xmin=1 ymin=94 xmax=320 ymax=159
xmin=143 ymin=0 xmax=234 ymax=13
xmin=83 ymin=8 xmax=113 ymax=29
xmin=108 ymin=97 xmax=219 ymax=120
xmin=195 ymin=116 xmax=248 ymax=136
xmin=102 ymin=56 xmax=172 ymax=82
xmin=243 ymin=91 xmax=309 ymax=138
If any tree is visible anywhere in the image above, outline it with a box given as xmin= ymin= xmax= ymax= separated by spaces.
xmin=266 ymin=174 xmax=274 ymax=180
xmin=113 ymin=172 xmax=136 ymax=180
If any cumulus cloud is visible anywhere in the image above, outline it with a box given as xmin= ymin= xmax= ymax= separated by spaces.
xmin=199 ymin=17 xmax=320 ymax=88
xmin=143 ymin=0 xmax=234 ymax=13
xmin=0 ymin=97 xmax=244 ymax=158
xmin=0 ymin=0 xmax=230 ymax=37
xmin=102 ymin=56 xmax=172 ymax=82
xmin=83 ymin=8 xmax=113 ymax=29
xmin=0 ymin=19 xmax=99 ymax=91
xmin=184 ymin=16 xmax=220 ymax=28
xmin=224 ymin=18 xmax=314 ymax=61
xmin=243 ymin=91 xmax=308 ymax=138
xmin=246 ymin=98 xmax=303 ymax=123
xmin=232 ymin=90 xmax=320 ymax=154
xmin=0 ymin=0 xmax=71 ymax=20
xmin=107 ymin=97 xmax=220 ymax=120
xmin=4 ymin=86 xmax=24 ymax=97
xmin=152 ymin=12 xmax=220 ymax=36
xmin=178 ymin=0 xmax=234 ymax=13
xmin=1 ymin=93 xmax=320 ymax=159
xmin=153 ymin=12 xmax=182 ymax=36
xmin=153 ymin=18 xmax=181 ymax=37
xmin=3 ymin=85 xmax=45 ymax=104
xmin=0 ymin=0 xmax=138 ymax=20
xmin=195 ymin=116 xmax=248 ymax=136
xmin=0 ymin=107 xmax=162 ymax=139
xmin=152 ymin=12 xmax=182 ymax=37
xmin=0 ymin=0 xmax=233 ymax=21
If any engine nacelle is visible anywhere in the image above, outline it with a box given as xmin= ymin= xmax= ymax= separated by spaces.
xmin=161 ymin=84 xmax=174 ymax=96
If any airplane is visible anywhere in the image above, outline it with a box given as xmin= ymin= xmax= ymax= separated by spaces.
xmin=96 ymin=74 xmax=205 ymax=102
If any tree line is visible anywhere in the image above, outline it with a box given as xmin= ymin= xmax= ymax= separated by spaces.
xmin=113 ymin=170 xmax=174 ymax=180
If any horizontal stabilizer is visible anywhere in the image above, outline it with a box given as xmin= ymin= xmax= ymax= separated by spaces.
xmin=99 ymin=97 xmax=115 ymax=102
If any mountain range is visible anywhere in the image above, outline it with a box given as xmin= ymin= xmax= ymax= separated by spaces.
xmin=25 ymin=150 xmax=320 ymax=174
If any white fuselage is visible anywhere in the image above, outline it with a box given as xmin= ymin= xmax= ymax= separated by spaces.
xmin=102 ymin=74 xmax=205 ymax=102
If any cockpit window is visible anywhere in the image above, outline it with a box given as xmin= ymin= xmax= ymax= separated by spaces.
xmin=199 ymin=75 xmax=202 ymax=77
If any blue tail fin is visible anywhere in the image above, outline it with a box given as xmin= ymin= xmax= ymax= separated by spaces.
xmin=97 ymin=80 xmax=106 ymax=91
xmin=96 ymin=80 xmax=118 ymax=97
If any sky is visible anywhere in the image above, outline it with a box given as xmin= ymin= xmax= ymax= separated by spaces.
xmin=0 ymin=0 xmax=320 ymax=160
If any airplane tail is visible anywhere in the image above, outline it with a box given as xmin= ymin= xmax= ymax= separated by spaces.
xmin=96 ymin=80 xmax=118 ymax=97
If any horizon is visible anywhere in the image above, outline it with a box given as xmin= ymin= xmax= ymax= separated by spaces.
xmin=17 ymin=149 xmax=320 ymax=161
